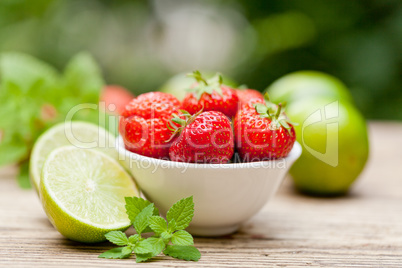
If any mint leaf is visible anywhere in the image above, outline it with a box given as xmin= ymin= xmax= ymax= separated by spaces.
xmin=134 ymin=203 xmax=155 ymax=235
xmin=128 ymin=234 xmax=141 ymax=245
xmin=168 ymin=219 xmax=177 ymax=233
xmin=17 ymin=160 xmax=31 ymax=189
xmin=0 ymin=134 xmax=28 ymax=167
xmin=149 ymin=216 xmax=167 ymax=235
xmin=125 ymin=196 xmax=159 ymax=224
xmin=98 ymin=247 xmax=131 ymax=259
xmin=166 ymin=196 xmax=194 ymax=230
xmin=62 ymin=52 xmax=103 ymax=102
xmin=163 ymin=245 xmax=201 ymax=261
xmin=135 ymin=237 xmax=165 ymax=257
xmin=136 ymin=253 xmax=154 ymax=263
xmin=161 ymin=231 xmax=172 ymax=243
xmin=104 ymin=231 xmax=128 ymax=246
xmin=134 ymin=240 xmax=153 ymax=255
xmin=121 ymin=246 xmax=133 ymax=257
xmin=146 ymin=237 xmax=166 ymax=256
xmin=171 ymin=230 xmax=193 ymax=246
xmin=0 ymin=52 xmax=59 ymax=93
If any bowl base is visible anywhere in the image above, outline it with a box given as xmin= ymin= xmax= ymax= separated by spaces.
xmin=187 ymin=224 xmax=239 ymax=237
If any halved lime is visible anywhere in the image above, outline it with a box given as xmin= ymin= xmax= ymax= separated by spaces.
xmin=40 ymin=146 xmax=138 ymax=243
xmin=30 ymin=121 xmax=118 ymax=192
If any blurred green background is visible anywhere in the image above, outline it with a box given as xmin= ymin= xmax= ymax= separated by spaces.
xmin=1 ymin=0 xmax=401 ymax=120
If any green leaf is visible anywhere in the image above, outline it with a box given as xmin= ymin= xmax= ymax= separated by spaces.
xmin=168 ymin=219 xmax=177 ymax=233
xmin=98 ymin=247 xmax=131 ymax=259
xmin=172 ymin=117 xmax=185 ymax=125
xmin=136 ymin=253 xmax=154 ymax=263
xmin=17 ymin=161 xmax=31 ymax=189
xmin=279 ymin=119 xmax=290 ymax=129
xmin=0 ymin=52 xmax=59 ymax=93
xmin=161 ymin=231 xmax=172 ymax=243
xmin=171 ymin=230 xmax=194 ymax=246
xmin=254 ymin=103 xmax=267 ymax=114
xmin=134 ymin=240 xmax=153 ymax=255
xmin=128 ymin=234 xmax=141 ymax=245
xmin=163 ymin=245 xmax=201 ymax=261
xmin=204 ymin=86 xmax=213 ymax=95
xmin=125 ymin=196 xmax=159 ymax=224
xmin=187 ymin=71 xmax=226 ymax=100
xmin=149 ymin=216 xmax=168 ymax=235
xmin=104 ymin=231 xmax=128 ymax=246
xmin=122 ymin=246 xmax=133 ymax=257
xmin=134 ymin=203 xmax=155 ymax=235
xmin=166 ymin=196 xmax=194 ymax=230
xmin=134 ymin=237 xmax=165 ymax=257
xmin=0 ymin=136 xmax=28 ymax=167
xmin=179 ymin=110 xmax=191 ymax=116
xmin=62 ymin=52 xmax=103 ymax=102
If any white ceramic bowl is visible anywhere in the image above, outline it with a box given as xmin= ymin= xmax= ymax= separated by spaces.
xmin=117 ymin=136 xmax=302 ymax=236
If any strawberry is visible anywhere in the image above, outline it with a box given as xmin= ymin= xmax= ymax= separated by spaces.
xmin=236 ymin=88 xmax=264 ymax=107
xmin=119 ymin=92 xmax=180 ymax=159
xmin=168 ymin=110 xmax=234 ymax=163
xmin=120 ymin=116 xmax=174 ymax=159
xmin=181 ymin=71 xmax=239 ymax=118
xmin=121 ymin=92 xmax=180 ymax=120
xmin=234 ymin=98 xmax=296 ymax=161
xmin=100 ymin=85 xmax=135 ymax=115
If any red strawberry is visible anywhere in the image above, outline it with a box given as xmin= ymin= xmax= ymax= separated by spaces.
xmin=169 ymin=110 xmax=234 ymax=163
xmin=120 ymin=116 xmax=174 ymax=159
xmin=234 ymin=100 xmax=296 ymax=161
xmin=121 ymin=92 xmax=180 ymax=120
xmin=119 ymin=92 xmax=180 ymax=159
xmin=100 ymin=85 xmax=135 ymax=115
xmin=181 ymin=71 xmax=239 ymax=118
xmin=236 ymin=89 xmax=264 ymax=107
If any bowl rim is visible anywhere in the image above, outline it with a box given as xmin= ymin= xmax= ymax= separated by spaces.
xmin=117 ymin=136 xmax=302 ymax=169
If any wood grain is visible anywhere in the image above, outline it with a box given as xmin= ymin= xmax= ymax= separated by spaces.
xmin=1 ymin=121 xmax=402 ymax=267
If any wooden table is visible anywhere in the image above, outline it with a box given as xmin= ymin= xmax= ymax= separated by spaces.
xmin=1 ymin=122 xmax=402 ymax=267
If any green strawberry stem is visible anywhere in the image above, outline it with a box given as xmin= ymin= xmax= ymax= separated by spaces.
xmin=254 ymin=94 xmax=297 ymax=136
xmin=166 ymin=108 xmax=203 ymax=142
xmin=185 ymin=71 xmax=224 ymax=99
xmin=264 ymin=92 xmax=271 ymax=102
xmin=186 ymin=70 xmax=208 ymax=85
xmin=275 ymin=103 xmax=282 ymax=119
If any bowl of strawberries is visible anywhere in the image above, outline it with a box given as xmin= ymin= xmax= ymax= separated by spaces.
xmin=117 ymin=71 xmax=302 ymax=236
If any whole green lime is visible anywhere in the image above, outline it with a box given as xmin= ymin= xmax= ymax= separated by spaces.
xmin=286 ymin=97 xmax=369 ymax=195
xmin=266 ymin=71 xmax=354 ymax=104
xmin=159 ymin=72 xmax=237 ymax=101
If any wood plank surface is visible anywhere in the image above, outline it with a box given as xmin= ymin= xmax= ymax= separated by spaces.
xmin=1 ymin=121 xmax=402 ymax=267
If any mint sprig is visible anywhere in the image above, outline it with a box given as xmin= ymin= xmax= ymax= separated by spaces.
xmin=99 ymin=196 xmax=201 ymax=263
